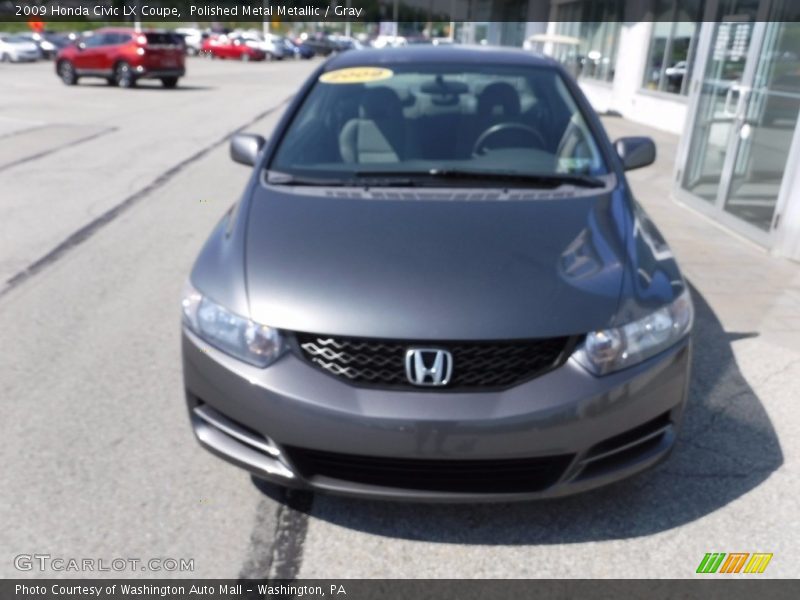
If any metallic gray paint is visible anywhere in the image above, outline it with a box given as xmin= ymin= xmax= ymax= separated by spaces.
xmin=183 ymin=329 xmax=690 ymax=501
xmin=244 ymin=187 xmax=628 ymax=339
xmin=230 ymin=133 xmax=266 ymax=167
xmin=182 ymin=46 xmax=692 ymax=500
xmin=614 ymin=136 xmax=657 ymax=171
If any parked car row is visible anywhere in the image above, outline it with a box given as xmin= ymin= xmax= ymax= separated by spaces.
xmin=198 ymin=30 xmax=316 ymax=62
xmin=3 ymin=26 xmax=454 ymax=69
xmin=299 ymin=32 xmax=365 ymax=56
xmin=39 ymin=25 xmax=329 ymax=89
xmin=3 ymin=25 xmax=459 ymax=91
xmin=181 ymin=27 xmax=378 ymax=61
xmin=43 ymin=26 xmax=341 ymax=88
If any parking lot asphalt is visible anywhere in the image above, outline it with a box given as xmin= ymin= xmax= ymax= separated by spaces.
xmin=1 ymin=57 xmax=799 ymax=579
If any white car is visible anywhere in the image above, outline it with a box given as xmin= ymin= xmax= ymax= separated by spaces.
xmin=371 ymin=35 xmax=407 ymax=49
xmin=175 ymin=27 xmax=206 ymax=56
xmin=328 ymin=34 xmax=365 ymax=51
xmin=0 ymin=34 xmax=40 ymax=63
xmin=232 ymin=30 xmax=285 ymax=60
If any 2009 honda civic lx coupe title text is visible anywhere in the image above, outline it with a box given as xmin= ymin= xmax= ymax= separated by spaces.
xmin=181 ymin=46 xmax=693 ymax=502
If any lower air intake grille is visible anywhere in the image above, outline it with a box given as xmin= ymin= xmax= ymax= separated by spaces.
xmin=285 ymin=447 xmax=574 ymax=493
xmin=294 ymin=333 xmax=575 ymax=390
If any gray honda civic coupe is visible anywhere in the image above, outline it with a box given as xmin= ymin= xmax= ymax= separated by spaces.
xmin=181 ymin=46 xmax=693 ymax=501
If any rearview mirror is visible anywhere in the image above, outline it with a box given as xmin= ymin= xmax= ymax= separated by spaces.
xmin=230 ymin=133 xmax=266 ymax=167
xmin=614 ymin=137 xmax=656 ymax=171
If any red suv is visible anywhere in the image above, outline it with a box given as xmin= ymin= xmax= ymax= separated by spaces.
xmin=200 ymin=34 xmax=266 ymax=61
xmin=56 ymin=28 xmax=186 ymax=89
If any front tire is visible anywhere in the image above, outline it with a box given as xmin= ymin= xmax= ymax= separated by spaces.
xmin=114 ymin=61 xmax=136 ymax=88
xmin=58 ymin=60 xmax=78 ymax=86
xmin=161 ymin=77 xmax=178 ymax=89
xmin=1 ymin=53 xmax=11 ymax=63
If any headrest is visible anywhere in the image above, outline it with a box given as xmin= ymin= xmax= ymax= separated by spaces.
xmin=477 ymin=82 xmax=521 ymax=118
xmin=360 ymin=86 xmax=403 ymax=119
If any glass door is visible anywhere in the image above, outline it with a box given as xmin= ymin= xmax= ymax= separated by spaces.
xmin=681 ymin=16 xmax=759 ymax=203
xmin=678 ymin=0 xmax=800 ymax=246
xmin=722 ymin=21 xmax=800 ymax=233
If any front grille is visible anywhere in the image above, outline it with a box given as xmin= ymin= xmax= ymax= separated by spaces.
xmin=286 ymin=447 xmax=573 ymax=493
xmin=294 ymin=333 xmax=576 ymax=390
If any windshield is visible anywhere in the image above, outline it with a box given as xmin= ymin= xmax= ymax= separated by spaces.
xmin=269 ymin=63 xmax=609 ymax=184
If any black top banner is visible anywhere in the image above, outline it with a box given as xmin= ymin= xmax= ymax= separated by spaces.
xmin=3 ymin=0 xmax=800 ymax=24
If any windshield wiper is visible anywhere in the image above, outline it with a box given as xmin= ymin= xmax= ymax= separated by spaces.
xmin=267 ymin=171 xmax=420 ymax=188
xmin=266 ymin=171 xmax=348 ymax=186
xmin=268 ymin=169 xmax=606 ymax=189
xmin=352 ymin=169 xmax=606 ymax=189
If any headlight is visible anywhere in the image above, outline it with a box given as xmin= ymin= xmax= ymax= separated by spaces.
xmin=181 ymin=282 xmax=283 ymax=368
xmin=573 ymin=288 xmax=693 ymax=375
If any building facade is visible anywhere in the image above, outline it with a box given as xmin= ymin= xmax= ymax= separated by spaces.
xmin=485 ymin=0 xmax=800 ymax=261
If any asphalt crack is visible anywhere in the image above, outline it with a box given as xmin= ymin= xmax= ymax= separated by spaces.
xmin=0 ymin=123 xmax=47 ymax=141
xmin=756 ymin=356 xmax=800 ymax=386
xmin=0 ymin=126 xmax=118 ymax=173
xmin=0 ymin=96 xmax=292 ymax=299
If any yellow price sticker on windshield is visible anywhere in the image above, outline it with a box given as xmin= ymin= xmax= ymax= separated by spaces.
xmin=319 ymin=67 xmax=394 ymax=84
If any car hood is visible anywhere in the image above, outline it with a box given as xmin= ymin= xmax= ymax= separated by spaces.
xmin=245 ymin=185 xmax=631 ymax=340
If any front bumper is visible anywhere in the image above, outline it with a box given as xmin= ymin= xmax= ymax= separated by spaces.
xmin=133 ymin=65 xmax=185 ymax=79
xmin=182 ymin=329 xmax=690 ymax=502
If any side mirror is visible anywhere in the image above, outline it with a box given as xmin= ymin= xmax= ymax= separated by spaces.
xmin=614 ymin=136 xmax=656 ymax=170
xmin=76 ymin=42 xmax=86 ymax=51
xmin=230 ymin=133 xmax=266 ymax=167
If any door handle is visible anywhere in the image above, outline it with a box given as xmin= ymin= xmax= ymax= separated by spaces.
xmin=723 ymin=83 xmax=741 ymax=118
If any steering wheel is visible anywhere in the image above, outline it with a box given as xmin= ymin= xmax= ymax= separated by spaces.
xmin=472 ymin=122 xmax=547 ymax=156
